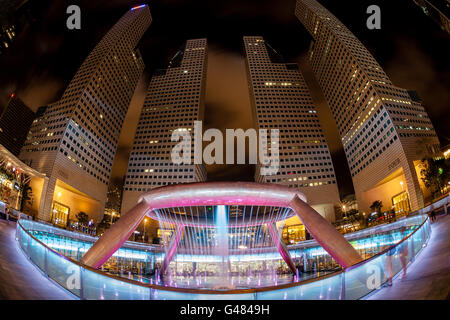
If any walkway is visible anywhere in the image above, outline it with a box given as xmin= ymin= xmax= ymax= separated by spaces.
xmin=0 ymin=219 xmax=75 ymax=299
xmin=367 ymin=213 xmax=450 ymax=300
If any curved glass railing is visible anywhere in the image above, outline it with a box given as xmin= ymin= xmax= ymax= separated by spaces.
xmin=16 ymin=214 xmax=431 ymax=299
xmin=21 ymin=214 xmax=425 ymax=278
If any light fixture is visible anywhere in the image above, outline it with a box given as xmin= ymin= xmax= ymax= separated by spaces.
xmin=131 ymin=4 xmax=146 ymax=11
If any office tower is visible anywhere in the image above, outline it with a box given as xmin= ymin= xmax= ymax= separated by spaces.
xmin=19 ymin=5 xmax=152 ymax=225
xmin=413 ymin=0 xmax=450 ymax=34
xmin=122 ymin=39 xmax=208 ymax=240
xmin=243 ymin=36 xmax=340 ymax=225
xmin=0 ymin=0 xmax=44 ymax=54
xmin=296 ymin=0 xmax=441 ymax=214
xmin=103 ymin=178 xmax=124 ymax=227
xmin=0 ymin=94 xmax=36 ymax=155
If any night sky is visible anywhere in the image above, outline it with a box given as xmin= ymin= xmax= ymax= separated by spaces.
xmin=1 ymin=0 xmax=449 ymax=198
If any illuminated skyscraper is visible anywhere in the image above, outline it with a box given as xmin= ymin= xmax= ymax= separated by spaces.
xmin=0 ymin=0 xmax=39 ymax=54
xmin=0 ymin=94 xmax=36 ymax=155
xmin=413 ymin=0 xmax=450 ymax=34
xmin=19 ymin=5 xmax=152 ymax=224
xmin=296 ymin=0 xmax=441 ymax=214
xmin=244 ymin=36 xmax=340 ymax=223
xmin=122 ymin=39 xmax=208 ymax=240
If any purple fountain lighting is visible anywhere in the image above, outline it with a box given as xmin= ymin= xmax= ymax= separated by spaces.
xmin=81 ymin=182 xmax=363 ymax=289
xmin=213 ymin=205 xmax=234 ymax=289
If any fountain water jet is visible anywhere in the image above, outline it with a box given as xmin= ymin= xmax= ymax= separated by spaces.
xmin=213 ymin=205 xmax=235 ymax=289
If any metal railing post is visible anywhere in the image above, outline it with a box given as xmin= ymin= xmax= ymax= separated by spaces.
xmin=27 ymin=232 xmax=31 ymax=258
xmin=44 ymin=247 xmax=48 ymax=277
xmin=340 ymin=271 xmax=346 ymax=300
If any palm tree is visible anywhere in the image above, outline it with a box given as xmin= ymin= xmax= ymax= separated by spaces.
xmin=370 ymin=200 xmax=383 ymax=213
xmin=19 ymin=183 xmax=33 ymax=212
xmin=420 ymin=157 xmax=449 ymax=199
xmin=76 ymin=211 xmax=89 ymax=225
xmin=96 ymin=215 xmax=111 ymax=236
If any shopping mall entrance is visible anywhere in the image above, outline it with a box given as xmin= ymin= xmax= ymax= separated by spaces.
xmin=51 ymin=201 xmax=70 ymax=227
xmin=361 ymin=168 xmax=412 ymax=217
xmin=277 ymin=215 xmax=306 ymax=244
xmin=0 ymin=144 xmax=47 ymax=217
xmin=50 ymin=179 xmax=101 ymax=228
xmin=392 ymin=191 xmax=411 ymax=218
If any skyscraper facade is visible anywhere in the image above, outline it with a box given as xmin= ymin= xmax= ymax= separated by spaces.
xmin=413 ymin=0 xmax=450 ymax=34
xmin=19 ymin=5 xmax=152 ymax=224
xmin=0 ymin=0 xmax=36 ymax=54
xmin=0 ymin=94 xmax=36 ymax=155
xmin=295 ymin=0 xmax=441 ymax=214
xmin=244 ymin=36 xmax=340 ymax=224
xmin=121 ymin=39 xmax=208 ymax=241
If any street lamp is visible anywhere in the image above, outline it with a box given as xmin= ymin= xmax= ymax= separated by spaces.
xmin=111 ymin=211 xmax=115 ymax=224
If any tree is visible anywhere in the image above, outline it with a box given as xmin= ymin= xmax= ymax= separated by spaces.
xmin=19 ymin=182 xmax=33 ymax=212
xmin=420 ymin=158 xmax=449 ymax=199
xmin=346 ymin=209 xmax=359 ymax=217
xmin=76 ymin=211 xmax=89 ymax=225
xmin=0 ymin=166 xmax=15 ymax=181
xmin=370 ymin=200 xmax=383 ymax=213
xmin=96 ymin=215 xmax=111 ymax=236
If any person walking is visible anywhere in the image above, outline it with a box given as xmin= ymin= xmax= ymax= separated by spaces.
xmin=398 ymin=226 xmax=409 ymax=279
xmin=430 ymin=210 xmax=436 ymax=222
xmin=384 ymin=232 xmax=396 ymax=286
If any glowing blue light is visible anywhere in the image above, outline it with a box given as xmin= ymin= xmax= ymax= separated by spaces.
xmin=131 ymin=4 xmax=146 ymax=11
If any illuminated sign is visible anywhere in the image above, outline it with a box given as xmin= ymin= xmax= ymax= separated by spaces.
xmin=131 ymin=4 xmax=146 ymax=11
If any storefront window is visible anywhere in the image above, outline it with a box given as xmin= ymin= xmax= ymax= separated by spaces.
xmin=392 ymin=191 xmax=411 ymax=217
xmin=0 ymin=176 xmax=19 ymax=209
xmin=282 ymin=224 xmax=306 ymax=244
xmin=51 ymin=201 xmax=70 ymax=227
xmin=157 ymin=228 xmax=174 ymax=245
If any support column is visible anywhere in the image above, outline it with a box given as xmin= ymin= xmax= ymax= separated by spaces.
xmin=81 ymin=199 xmax=150 ymax=268
xmin=160 ymin=225 xmax=184 ymax=277
xmin=38 ymin=176 xmax=55 ymax=222
xmin=267 ymin=222 xmax=296 ymax=274
xmin=402 ymin=161 xmax=425 ymax=212
xmin=290 ymin=195 xmax=362 ymax=268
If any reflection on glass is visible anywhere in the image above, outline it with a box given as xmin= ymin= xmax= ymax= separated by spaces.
xmin=16 ymin=214 xmax=430 ymax=300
